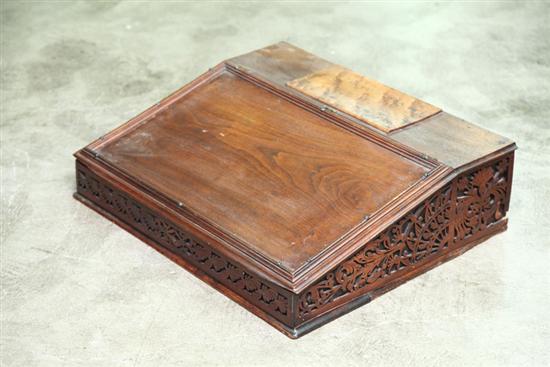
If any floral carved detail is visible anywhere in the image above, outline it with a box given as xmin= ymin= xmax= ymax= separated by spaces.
xmin=298 ymin=155 xmax=511 ymax=320
xmin=455 ymin=157 xmax=510 ymax=241
xmin=76 ymin=165 xmax=290 ymax=321
xmin=298 ymin=185 xmax=453 ymax=319
xmin=76 ymin=154 xmax=512 ymax=327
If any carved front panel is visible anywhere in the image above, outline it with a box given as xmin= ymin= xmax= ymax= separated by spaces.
xmin=76 ymin=163 xmax=292 ymax=325
xmin=75 ymin=153 xmax=512 ymax=329
xmin=298 ymin=154 xmax=512 ymax=322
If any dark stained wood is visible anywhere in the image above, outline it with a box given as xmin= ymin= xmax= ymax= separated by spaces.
xmin=296 ymin=154 xmax=513 ymax=324
xmin=95 ymin=70 xmax=429 ymax=272
xmin=229 ymin=42 xmax=515 ymax=166
xmin=74 ymin=42 xmax=516 ymax=338
xmin=227 ymin=41 xmax=334 ymax=86
xmin=391 ymin=111 xmax=514 ymax=168
xmin=75 ymin=162 xmax=293 ymax=326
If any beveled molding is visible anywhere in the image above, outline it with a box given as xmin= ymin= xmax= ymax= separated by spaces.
xmin=78 ymin=62 xmax=454 ymax=293
xmin=75 ymin=150 xmax=514 ymax=338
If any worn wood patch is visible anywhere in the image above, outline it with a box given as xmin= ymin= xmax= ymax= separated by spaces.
xmin=287 ymin=66 xmax=441 ymax=133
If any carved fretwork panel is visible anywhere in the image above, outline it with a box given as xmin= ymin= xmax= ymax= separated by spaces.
xmin=454 ymin=156 xmax=511 ymax=241
xmin=76 ymin=163 xmax=291 ymax=324
xmin=297 ymin=185 xmax=453 ymax=319
xmin=75 ymin=153 xmax=512 ymax=329
xmin=298 ymin=155 xmax=512 ymax=322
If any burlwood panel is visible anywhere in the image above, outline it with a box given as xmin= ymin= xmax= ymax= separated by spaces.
xmin=287 ymin=66 xmax=441 ymax=133
xmin=230 ymin=42 xmax=513 ymax=167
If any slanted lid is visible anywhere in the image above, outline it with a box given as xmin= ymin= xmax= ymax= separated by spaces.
xmin=79 ymin=42 xmax=514 ymax=291
xmin=88 ymin=67 xmax=432 ymax=278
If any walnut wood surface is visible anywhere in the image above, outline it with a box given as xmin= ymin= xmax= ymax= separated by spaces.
xmin=287 ymin=66 xmax=440 ymax=132
xmin=75 ymin=162 xmax=293 ymax=325
xmin=74 ymin=151 xmax=514 ymax=338
xmin=227 ymin=41 xmax=334 ymax=86
xmin=229 ymin=42 xmax=514 ymax=167
xmin=296 ymin=153 xmax=513 ymax=324
xmin=391 ymin=112 xmax=514 ymax=168
xmin=94 ymin=70 xmax=428 ymax=272
xmin=74 ymin=42 xmax=516 ymax=339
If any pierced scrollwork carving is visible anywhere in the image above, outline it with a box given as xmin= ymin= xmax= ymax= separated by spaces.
xmin=298 ymin=155 xmax=511 ymax=320
xmin=298 ymin=185 xmax=452 ymax=318
xmin=76 ymin=154 xmax=512 ymax=327
xmin=76 ymin=165 xmax=290 ymax=321
xmin=455 ymin=156 xmax=510 ymax=241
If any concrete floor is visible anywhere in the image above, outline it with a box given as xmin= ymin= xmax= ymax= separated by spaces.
xmin=1 ymin=1 xmax=549 ymax=366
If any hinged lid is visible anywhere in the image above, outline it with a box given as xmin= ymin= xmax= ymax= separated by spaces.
xmin=77 ymin=42 xmax=515 ymax=292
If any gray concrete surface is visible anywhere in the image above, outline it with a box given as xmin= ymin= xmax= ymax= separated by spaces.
xmin=1 ymin=1 xmax=549 ymax=366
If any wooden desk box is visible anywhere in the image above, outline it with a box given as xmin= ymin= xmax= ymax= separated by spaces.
xmin=74 ymin=42 xmax=516 ymax=338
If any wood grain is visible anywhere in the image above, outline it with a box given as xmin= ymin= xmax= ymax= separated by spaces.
xmin=287 ymin=66 xmax=441 ymax=133
xmin=74 ymin=151 xmax=513 ymax=338
xmin=296 ymin=154 xmax=513 ymax=324
xmin=391 ymin=112 xmax=514 ymax=168
xmin=230 ymin=42 xmax=515 ymax=169
xmin=95 ymin=70 xmax=429 ymax=271
xmin=73 ymin=42 xmax=516 ymax=338
xmin=227 ymin=41 xmax=335 ymax=86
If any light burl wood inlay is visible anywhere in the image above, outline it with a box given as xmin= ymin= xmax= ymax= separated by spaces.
xmin=287 ymin=66 xmax=441 ymax=133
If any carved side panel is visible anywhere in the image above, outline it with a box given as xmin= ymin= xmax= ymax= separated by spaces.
xmin=298 ymin=154 xmax=512 ymax=322
xmin=454 ymin=155 xmax=511 ymax=242
xmin=76 ymin=163 xmax=292 ymax=325
xmin=298 ymin=184 xmax=453 ymax=319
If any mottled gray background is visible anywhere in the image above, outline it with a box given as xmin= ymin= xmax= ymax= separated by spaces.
xmin=1 ymin=1 xmax=549 ymax=366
